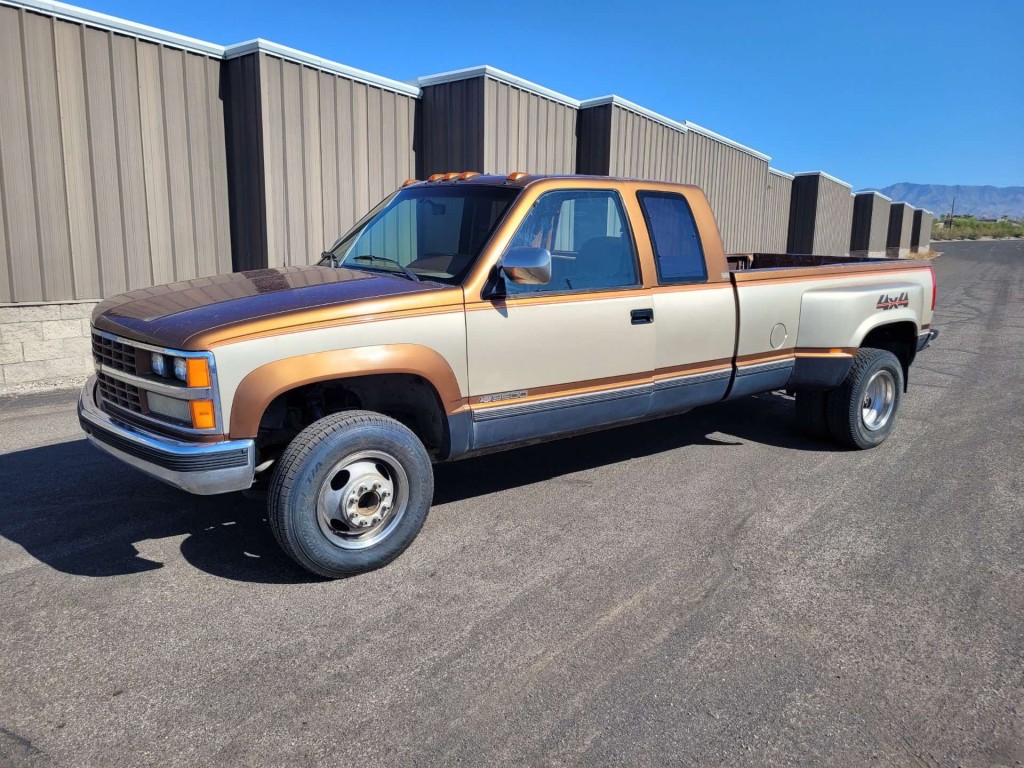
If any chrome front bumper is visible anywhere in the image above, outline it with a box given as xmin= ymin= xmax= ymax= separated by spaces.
xmin=78 ymin=376 xmax=256 ymax=495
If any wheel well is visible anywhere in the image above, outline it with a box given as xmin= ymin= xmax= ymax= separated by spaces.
xmin=255 ymin=374 xmax=449 ymax=465
xmin=860 ymin=321 xmax=918 ymax=390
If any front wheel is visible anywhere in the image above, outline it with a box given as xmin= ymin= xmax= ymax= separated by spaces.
xmin=826 ymin=348 xmax=904 ymax=449
xmin=267 ymin=411 xmax=434 ymax=578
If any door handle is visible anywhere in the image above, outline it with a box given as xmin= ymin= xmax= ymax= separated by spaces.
xmin=631 ymin=308 xmax=654 ymax=325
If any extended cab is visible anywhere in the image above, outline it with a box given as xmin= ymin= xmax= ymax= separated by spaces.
xmin=79 ymin=174 xmax=938 ymax=577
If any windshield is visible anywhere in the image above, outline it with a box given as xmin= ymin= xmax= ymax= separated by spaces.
xmin=325 ymin=186 xmax=519 ymax=284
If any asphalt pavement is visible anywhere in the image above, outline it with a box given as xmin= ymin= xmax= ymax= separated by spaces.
xmin=1 ymin=239 xmax=1022 ymax=767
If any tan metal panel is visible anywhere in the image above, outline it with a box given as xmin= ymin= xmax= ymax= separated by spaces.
xmin=136 ymin=40 xmax=175 ymax=285
xmin=301 ymin=66 xmax=324 ymax=253
xmin=83 ymin=27 xmax=129 ymax=294
xmin=260 ymin=54 xmax=285 ymax=267
xmin=762 ymin=172 xmax=792 ymax=253
xmin=111 ymin=34 xmax=153 ymax=290
xmin=0 ymin=7 xmax=44 ymax=302
xmin=184 ymin=53 xmax=217 ymax=278
xmin=334 ymin=76 xmax=355 ymax=230
xmin=205 ymin=57 xmax=232 ymax=276
xmin=349 ymin=81 xmax=370 ymax=216
xmin=365 ymin=86 xmax=384 ymax=208
xmin=319 ymin=72 xmax=339 ymax=244
xmin=280 ymin=60 xmax=305 ymax=266
xmin=815 ymin=176 xmax=854 ymax=256
xmin=23 ymin=11 xmax=73 ymax=301
xmin=160 ymin=45 xmax=198 ymax=281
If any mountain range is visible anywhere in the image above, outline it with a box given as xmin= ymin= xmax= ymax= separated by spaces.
xmin=865 ymin=184 xmax=1024 ymax=220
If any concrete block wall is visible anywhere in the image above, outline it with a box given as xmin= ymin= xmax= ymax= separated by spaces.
xmin=0 ymin=303 xmax=96 ymax=393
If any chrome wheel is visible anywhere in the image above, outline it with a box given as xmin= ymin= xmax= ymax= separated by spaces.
xmin=861 ymin=370 xmax=896 ymax=431
xmin=316 ymin=450 xmax=409 ymax=550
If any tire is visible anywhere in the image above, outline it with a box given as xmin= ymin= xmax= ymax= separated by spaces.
xmin=826 ymin=348 xmax=904 ymax=449
xmin=267 ymin=410 xmax=433 ymax=578
xmin=795 ymin=390 xmax=830 ymax=439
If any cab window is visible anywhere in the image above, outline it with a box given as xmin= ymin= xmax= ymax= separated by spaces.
xmin=504 ymin=190 xmax=639 ymax=294
xmin=637 ymin=191 xmax=707 ymax=284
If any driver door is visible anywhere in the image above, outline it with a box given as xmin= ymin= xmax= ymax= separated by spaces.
xmin=465 ymin=188 xmax=656 ymax=450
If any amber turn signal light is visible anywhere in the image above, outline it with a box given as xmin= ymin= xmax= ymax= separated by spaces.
xmin=185 ymin=357 xmax=211 ymax=388
xmin=190 ymin=399 xmax=216 ymax=430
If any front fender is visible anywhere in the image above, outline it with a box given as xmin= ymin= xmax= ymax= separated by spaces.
xmin=228 ymin=344 xmax=465 ymax=438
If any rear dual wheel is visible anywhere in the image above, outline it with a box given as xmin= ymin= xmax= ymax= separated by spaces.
xmin=795 ymin=348 xmax=904 ymax=449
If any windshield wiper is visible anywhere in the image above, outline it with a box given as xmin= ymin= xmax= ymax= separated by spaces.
xmin=351 ymin=255 xmax=421 ymax=282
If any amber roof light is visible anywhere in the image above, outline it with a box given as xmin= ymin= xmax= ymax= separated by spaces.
xmin=507 ymin=172 xmax=529 ymax=181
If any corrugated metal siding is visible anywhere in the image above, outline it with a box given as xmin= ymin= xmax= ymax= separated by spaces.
xmin=484 ymin=78 xmax=576 ymax=175
xmin=574 ymin=104 xmax=612 ymax=176
xmin=419 ymin=75 xmax=576 ymax=177
xmin=850 ymin=193 xmax=890 ymax=256
xmin=813 ymin=176 xmax=853 ymax=256
xmin=678 ymin=130 xmax=768 ymax=253
xmin=418 ymin=78 xmax=485 ymax=177
xmin=887 ymin=203 xmax=914 ymax=256
xmin=788 ymin=174 xmax=852 ymax=256
xmin=0 ymin=6 xmax=231 ymax=302
xmin=576 ymin=103 xmax=689 ymax=181
xmin=608 ymin=106 xmax=688 ymax=181
xmin=257 ymin=53 xmax=417 ymax=268
xmin=761 ymin=171 xmax=792 ymax=253
xmin=911 ymin=209 xmax=933 ymax=251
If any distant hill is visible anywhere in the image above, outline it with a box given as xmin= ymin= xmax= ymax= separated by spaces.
xmin=865 ymin=183 xmax=1024 ymax=219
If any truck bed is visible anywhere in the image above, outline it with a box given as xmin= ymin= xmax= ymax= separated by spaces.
xmin=728 ymin=252 xmax=903 ymax=271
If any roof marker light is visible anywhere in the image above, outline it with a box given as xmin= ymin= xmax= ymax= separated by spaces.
xmin=401 ymin=178 xmax=418 ymax=187
xmin=458 ymin=171 xmax=480 ymax=180
xmin=427 ymin=173 xmax=444 ymax=182
xmin=442 ymin=172 xmax=460 ymax=181
xmin=507 ymin=172 xmax=529 ymax=181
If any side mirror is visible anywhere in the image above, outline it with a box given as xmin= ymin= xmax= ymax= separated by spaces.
xmin=500 ymin=247 xmax=552 ymax=285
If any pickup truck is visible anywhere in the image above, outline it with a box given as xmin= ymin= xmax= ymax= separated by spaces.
xmin=79 ymin=173 xmax=938 ymax=577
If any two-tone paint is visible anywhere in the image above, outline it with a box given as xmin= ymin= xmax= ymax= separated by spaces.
xmin=83 ymin=174 xmax=937 ymax=493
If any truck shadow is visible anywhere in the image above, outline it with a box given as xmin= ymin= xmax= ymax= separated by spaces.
xmin=0 ymin=392 xmax=831 ymax=583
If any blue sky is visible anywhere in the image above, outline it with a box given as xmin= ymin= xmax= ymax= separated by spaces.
xmin=83 ymin=0 xmax=1022 ymax=190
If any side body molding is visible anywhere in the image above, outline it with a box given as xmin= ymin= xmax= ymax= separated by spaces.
xmin=229 ymin=344 xmax=466 ymax=439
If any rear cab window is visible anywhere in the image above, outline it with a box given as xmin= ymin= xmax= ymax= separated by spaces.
xmin=637 ymin=191 xmax=707 ymax=284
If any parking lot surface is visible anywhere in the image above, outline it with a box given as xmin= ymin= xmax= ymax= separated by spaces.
xmin=1 ymin=240 xmax=1022 ymax=767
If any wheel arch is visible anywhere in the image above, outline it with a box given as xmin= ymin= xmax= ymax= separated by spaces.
xmin=857 ymin=319 xmax=919 ymax=390
xmin=229 ymin=344 xmax=465 ymax=445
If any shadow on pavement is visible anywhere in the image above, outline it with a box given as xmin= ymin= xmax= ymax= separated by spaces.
xmin=0 ymin=391 xmax=831 ymax=582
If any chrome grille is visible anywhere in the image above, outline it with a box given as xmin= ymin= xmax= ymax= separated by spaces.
xmin=92 ymin=332 xmax=138 ymax=375
xmin=96 ymin=371 xmax=144 ymax=414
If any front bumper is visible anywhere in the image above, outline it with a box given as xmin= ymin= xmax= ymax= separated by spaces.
xmin=78 ymin=376 xmax=255 ymax=495
xmin=916 ymin=328 xmax=940 ymax=352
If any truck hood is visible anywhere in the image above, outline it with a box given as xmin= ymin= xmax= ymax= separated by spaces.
xmin=92 ymin=266 xmax=454 ymax=349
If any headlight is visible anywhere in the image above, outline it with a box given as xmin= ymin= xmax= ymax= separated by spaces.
xmin=151 ymin=352 xmax=168 ymax=377
xmin=173 ymin=357 xmax=188 ymax=382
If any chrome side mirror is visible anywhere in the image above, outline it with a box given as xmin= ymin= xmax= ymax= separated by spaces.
xmin=500 ymin=247 xmax=552 ymax=285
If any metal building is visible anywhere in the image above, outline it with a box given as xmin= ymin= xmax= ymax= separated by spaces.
xmin=576 ymin=95 xmax=690 ymax=180
xmin=416 ymin=66 xmax=577 ymax=177
xmin=224 ymin=42 xmax=418 ymax=270
xmin=887 ymin=202 xmax=915 ymax=258
xmin=787 ymin=172 xmax=855 ymax=256
xmin=762 ymin=169 xmax=793 ymax=254
xmin=575 ymin=96 xmax=770 ymax=253
xmin=911 ymin=209 xmax=934 ymax=253
xmin=850 ymin=191 xmax=892 ymax=258
xmin=0 ymin=1 xmax=232 ymax=303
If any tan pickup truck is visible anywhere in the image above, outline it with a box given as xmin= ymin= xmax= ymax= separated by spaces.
xmin=79 ymin=173 xmax=938 ymax=577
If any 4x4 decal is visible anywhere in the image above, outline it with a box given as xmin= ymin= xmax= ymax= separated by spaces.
xmin=877 ymin=291 xmax=910 ymax=311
